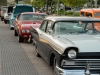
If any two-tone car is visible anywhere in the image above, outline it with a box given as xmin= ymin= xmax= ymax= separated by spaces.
xmin=0 ymin=6 xmax=7 ymax=21
xmin=14 ymin=12 xmax=47 ymax=42
xmin=3 ymin=5 xmax=14 ymax=24
xmin=30 ymin=16 xmax=100 ymax=75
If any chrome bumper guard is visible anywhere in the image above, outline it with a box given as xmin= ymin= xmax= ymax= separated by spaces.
xmin=56 ymin=59 xmax=100 ymax=75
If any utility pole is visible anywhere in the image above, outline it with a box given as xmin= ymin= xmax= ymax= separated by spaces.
xmin=94 ymin=0 xmax=98 ymax=8
xmin=91 ymin=0 xmax=93 ymax=8
xmin=46 ymin=0 xmax=48 ymax=14
xmin=57 ymin=0 xmax=59 ymax=15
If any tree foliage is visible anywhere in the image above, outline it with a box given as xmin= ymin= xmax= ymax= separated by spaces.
xmin=32 ymin=0 xmax=45 ymax=8
xmin=24 ymin=0 xmax=31 ymax=4
xmin=60 ymin=0 xmax=88 ymax=7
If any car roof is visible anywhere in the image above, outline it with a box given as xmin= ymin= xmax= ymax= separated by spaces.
xmin=21 ymin=12 xmax=47 ymax=15
xmin=45 ymin=16 xmax=100 ymax=22
xmin=80 ymin=8 xmax=100 ymax=12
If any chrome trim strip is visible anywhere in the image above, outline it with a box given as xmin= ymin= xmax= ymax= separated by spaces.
xmin=63 ymin=66 xmax=85 ymax=67
xmin=73 ymin=59 xmax=100 ymax=60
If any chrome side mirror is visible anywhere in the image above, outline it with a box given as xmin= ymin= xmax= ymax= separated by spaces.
xmin=48 ymin=29 xmax=53 ymax=35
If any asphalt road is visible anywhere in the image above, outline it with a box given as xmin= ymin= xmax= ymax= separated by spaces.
xmin=0 ymin=20 xmax=54 ymax=75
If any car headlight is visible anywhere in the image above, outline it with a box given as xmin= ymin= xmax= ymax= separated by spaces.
xmin=22 ymin=30 xmax=25 ymax=33
xmin=68 ymin=50 xmax=77 ymax=59
xmin=26 ymin=30 xmax=30 ymax=33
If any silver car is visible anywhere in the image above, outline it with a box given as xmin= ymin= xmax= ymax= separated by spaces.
xmin=30 ymin=16 xmax=100 ymax=75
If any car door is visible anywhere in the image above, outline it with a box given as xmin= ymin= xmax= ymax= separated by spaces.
xmin=34 ymin=20 xmax=48 ymax=61
xmin=39 ymin=21 xmax=53 ymax=62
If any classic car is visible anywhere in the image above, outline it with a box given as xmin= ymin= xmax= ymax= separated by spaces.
xmin=4 ymin=5 xmax=14 ymax=24
xmin=14 ymin=12 xmax=47 ymax=42
xmin=30 ymin=16 xmax=100 ymax=75
xmin=80 ymin=8 xmax=100 ymax=18
xmin=9 ymin=4 xmax=34 ymax=30
xmin=0 ymin=6 xmax=7 ymax=21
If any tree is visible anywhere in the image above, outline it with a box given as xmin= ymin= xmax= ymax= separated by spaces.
xmin=15 ymin=0 xmax=18 ymax=4
xmin=24 ymin=0 xmax=32 ymax=5
xmin=15 ymin=0 xmax=23 ymax=4
xmin=61 ymin=0 xmax=88 ymax=7
xmin=60 ymin=0 xmax=88 ymax=15
xmin=0 ymin=0 xmax=7 ymax=6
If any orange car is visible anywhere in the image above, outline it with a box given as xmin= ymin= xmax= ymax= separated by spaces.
xmin=80 ymin=8 xmax=100 ymax=32
xmin=80 ymin=8 xmax=100 ymax=18
xmin=14 ymin=12 xmax=47 ymax=42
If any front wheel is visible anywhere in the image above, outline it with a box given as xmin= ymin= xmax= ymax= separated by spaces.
xmin=18 ymin=35 xmax=24 ymax=43
xmin=14 ymin=29 xmax=18 ymax=36
xmin=1 ymin=17 xmax=3 ymax=21
xmin=4 ymin=19 xmax=7 ymax=24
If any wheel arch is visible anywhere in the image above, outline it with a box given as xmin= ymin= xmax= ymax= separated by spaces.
xmin=50 ymin=53 xmax=55 ymax=66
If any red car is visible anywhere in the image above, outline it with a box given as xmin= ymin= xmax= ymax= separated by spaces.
xmin=14 ymin=12 xmax=47 ymax=42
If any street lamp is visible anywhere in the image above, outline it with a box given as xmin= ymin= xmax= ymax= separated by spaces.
xmin=46 ymin=0 xmax=51 ymax=14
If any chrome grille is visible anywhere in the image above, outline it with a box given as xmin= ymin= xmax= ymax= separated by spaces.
xmin=63 ymin=59 xmax=100 ymax=69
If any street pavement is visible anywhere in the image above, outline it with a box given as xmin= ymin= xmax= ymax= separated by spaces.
xmin=0 ymin=20 xmax=54 ymax=75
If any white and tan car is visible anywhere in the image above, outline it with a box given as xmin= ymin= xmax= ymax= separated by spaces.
xmin=0 ymin=6 xmax=7 ymax=21
xmin=30 ymin=16 xmax=100 ymax=75
xmin=3 ymin=6 xmax=14 ymax=24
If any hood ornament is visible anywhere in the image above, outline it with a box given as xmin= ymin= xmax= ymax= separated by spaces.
xmin=85 ymin=64 xmax=90 ymax=75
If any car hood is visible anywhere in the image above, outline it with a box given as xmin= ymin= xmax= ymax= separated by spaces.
xmin=57 ymin=35 xmax=100 ymax=52
xmin=20 ymin=20 xmax=42 ymax=24
xmin=21 ymin=21 xmax=41 ymax=29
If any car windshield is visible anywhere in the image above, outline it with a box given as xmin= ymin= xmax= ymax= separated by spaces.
xmin=53 ymin=21 xmax=100 ymax=34
xmin=22 ymin=14 xmax=47 ymax=20
xmin=13 ymin=6 xmax=33 ymax=14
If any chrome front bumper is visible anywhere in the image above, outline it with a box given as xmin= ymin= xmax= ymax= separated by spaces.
xmin=56 ymin=66 xmax=100 ymax=75
xmin=56 ymin=59 xmax=100 ymax=75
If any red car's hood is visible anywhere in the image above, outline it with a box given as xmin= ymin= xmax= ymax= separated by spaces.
xmin=20 ymin=20 xmax=42 ymax=24
xmin=20 ymin=20 xmax=42 ymax=29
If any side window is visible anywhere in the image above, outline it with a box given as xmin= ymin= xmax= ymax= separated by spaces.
xmin=46 ymin=21 xmax=52 ymax=33
xmin=85 ymin=23 xmax=93 ymax=32
xmin=86 ymin=12 xmax=92 ymax=17
xmin=40 ymin=21 xmax=47 ymax=32
xmin=81 ymin=12 xmax=84 ymax=16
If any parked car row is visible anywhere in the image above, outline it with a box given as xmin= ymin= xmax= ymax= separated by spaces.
xmin=1 ymin=4 xmax=100 ymax=75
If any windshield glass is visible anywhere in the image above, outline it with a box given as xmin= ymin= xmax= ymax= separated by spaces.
xmin=21 ymin=14 xmax=47 ymax=20
xmin=53 ymin=21 xmax=100 ymax=34
xmin=14 ymin=6 xmax=33 ymax=14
